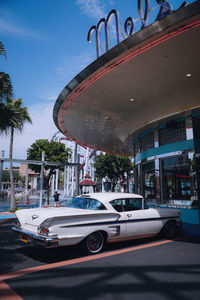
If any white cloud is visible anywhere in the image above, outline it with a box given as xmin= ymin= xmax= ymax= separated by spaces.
xmin=0 ymin=17 xmax=42 ymax=38
xmin=76 ymin=0 xmax=107 ymax=19
xmin=0 ymin=101 xmax=58 ymax=160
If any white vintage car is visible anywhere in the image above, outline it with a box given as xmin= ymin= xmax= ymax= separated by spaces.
xmin=12 ymin=192 xmax=182 ymax=254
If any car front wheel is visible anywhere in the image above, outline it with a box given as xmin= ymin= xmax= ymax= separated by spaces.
xmin=84 ymin=231 xmax=105 ymax=254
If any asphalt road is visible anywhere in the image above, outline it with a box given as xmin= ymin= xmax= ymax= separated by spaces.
xmin=0 ymin=218 xmax=200 ymax=300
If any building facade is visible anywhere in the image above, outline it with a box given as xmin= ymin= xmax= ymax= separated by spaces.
xmin=132 ymin=110 xmax=200 ymax=206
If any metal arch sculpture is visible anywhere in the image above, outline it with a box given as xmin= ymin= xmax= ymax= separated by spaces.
xmin=124 ymin=17 xmax=136 ymax=37
xmin=106 ymin=9 xmax=121 ymax=46
xmin=88 ymin=0 xmax=188 ymax=57
xmin=155 ymin=0 xmax=172 ymax=21
xmin=87 ymin=9 xmax=120 ymax=58
xmin=87 ymin=25 xmax=99 ymax=58
xmin=137 ymin=0 xmax=150 ymax=29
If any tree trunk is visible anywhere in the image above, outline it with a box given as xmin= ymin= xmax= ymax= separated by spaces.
xmin=9 ymin=127 xmax=16 ymax=212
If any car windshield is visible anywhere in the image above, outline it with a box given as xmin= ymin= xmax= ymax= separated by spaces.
xmin=65 ymin=197 xmax=107 ymax=210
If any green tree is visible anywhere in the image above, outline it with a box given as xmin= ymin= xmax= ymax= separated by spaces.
xmin=0 ymin=102 xmax=22 ymax=132
xmin=93 ymin=153 xmax=134 ymax=192
xmin=2 ymin=170 xmax=21 ymax=182
xmin=27 ymin=139 xmax=71 ymax=203
xmin=7 ymin=98 xmax=32 ymax=211
xmin=0 ymin=42 xmax=20 ymax=133
xmin=0 ymin=42 xmax=13 ymax=102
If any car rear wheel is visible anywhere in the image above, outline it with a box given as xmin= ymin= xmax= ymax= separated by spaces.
xmin=163 ymin=221 xmax=176 ymax=238
xmin=84 ymin=231 xmax=105 ymax=254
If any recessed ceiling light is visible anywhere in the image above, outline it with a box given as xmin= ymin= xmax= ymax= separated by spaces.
xmin=130 ymin=98 xmax=135 ymax=102
xmin=186 ymin=73 xmax=192 ymax=77
xmin=104 ymin=115 xmax=112 ymax=120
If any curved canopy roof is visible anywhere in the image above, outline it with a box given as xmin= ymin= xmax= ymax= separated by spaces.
xmin=53 ymin=1 xmax=200 ymax=155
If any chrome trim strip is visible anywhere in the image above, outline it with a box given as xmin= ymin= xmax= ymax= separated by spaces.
xmin=60 ymin=216 xmax=181 ymax=228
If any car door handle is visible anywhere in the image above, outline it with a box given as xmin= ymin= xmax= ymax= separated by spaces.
xmin=127 ymin=214 xmax=132 ymax=217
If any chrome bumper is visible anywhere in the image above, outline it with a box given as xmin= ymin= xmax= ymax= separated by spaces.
xmin=12 ymin=226 xmax=59 ymax=248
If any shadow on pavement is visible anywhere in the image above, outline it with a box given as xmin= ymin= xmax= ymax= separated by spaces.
xmin=5 ymin=263 xmax=200 ymax=300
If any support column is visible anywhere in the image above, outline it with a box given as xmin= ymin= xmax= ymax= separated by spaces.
xmin=139 ymin=164 xmax=143 ymax=196
xmin=126 ymin=173 xmax=129 ymax=193
xmin=75 ymin=154 xmax=80 ymax=196
xmin=25 ymin=164 xmax=29 ymax=196
xmin=51 ymin=174 xmax=55 ymax=196
xmin=134 ymin=165 xmax=138 ymax=194
xmin=159 ymin=159 xmax=164 ymax=205
xmin=39 ymin=151 xmax=45 ymax=208
xmin=0 ymin=150 xmax=4 ymax=192
xmin=64 ymin=166 xmax=67 ymax=196
xmin=55 ymin=169 xmax=59 ymax=191
xmin=72 ymin=143 xmax=77 ymax=196
xmin=67 ymin=164 xmax=70 ymax=196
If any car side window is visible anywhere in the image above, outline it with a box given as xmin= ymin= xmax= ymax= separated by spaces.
xmin=110 ymin=199 xmax=124 ymax=212
xmin=88 ymin=199 xmax=107 ymax=210
xmin=123 ymin=198 xmax=142 ymax=211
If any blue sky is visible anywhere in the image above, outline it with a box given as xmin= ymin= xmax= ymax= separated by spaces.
xmin=0 ymin=0 xmax=195 ymax=159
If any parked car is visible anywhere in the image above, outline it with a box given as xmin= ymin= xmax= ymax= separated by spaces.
xmin=12 ymin=192 xmax=182 ymax=254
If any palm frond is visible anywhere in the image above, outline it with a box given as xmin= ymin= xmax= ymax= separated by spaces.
xmin=0 ymin=98 xmax=32 ymax=134
xmin=0 ymin=42 xmax=6 ymax=58
xmin=0 ymin=103 xmax=23 ymax=134
xmin=0 ymin=72 xmax=13 ymax=102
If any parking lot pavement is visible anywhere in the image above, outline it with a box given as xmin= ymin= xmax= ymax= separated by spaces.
xmin=0 ymin=218 xmax=200 ymax=300
xmin=1 ymin=235 xmax=200 ymax=300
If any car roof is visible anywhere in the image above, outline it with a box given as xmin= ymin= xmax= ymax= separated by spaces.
xmin=77 ymin=192 xmax=143 ymax=204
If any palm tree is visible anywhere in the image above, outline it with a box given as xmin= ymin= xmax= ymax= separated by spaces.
xmin=0 ymin=102 xmax=22 ymax=132
xmin=0 ymin=41 xmax=16 ymax=133
xmin=0 ymin=42 xmax=13 ymax=102
xmin=6 ymin=98 xmax=32 ymax=211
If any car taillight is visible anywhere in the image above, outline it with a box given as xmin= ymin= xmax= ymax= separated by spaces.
xmin=13 ymin=220 xmax=20 ymax=227
xmin=38 ymin=218 xmax=51 ymax=236
xmin=38 ymin=226 xmax=49 ymax=236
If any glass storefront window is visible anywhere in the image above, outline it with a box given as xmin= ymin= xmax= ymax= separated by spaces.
xmin=134 ymin=165 xmax=140 ymax=194
xmin=159 ymin=120 xmax=186 ymax=146
xmin=141 ymin=132 xmax=154 ymax=152
xmin=162 ymin=155 xmax=191 ymax=202
xmin=142 ymin=161 xmax=155 ymax=200
xmin=134 ymin=131 xmax=154 ymax=155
